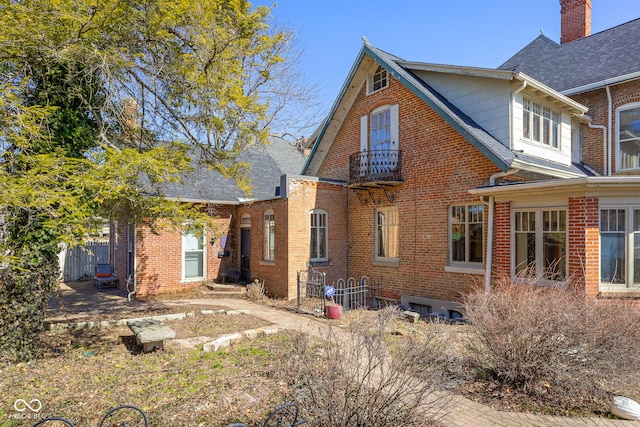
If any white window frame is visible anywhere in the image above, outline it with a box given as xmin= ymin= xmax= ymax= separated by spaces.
xmin=375 ymin=206 xmax=399 ymax=262
xmin=616 ymin=102 xmax=640 ymax=171
xmin=449 ymin=204 xmax=484 ymax=266
xmin=512 ymin=209 xmax=567 ymax=283
xmin=310 ymin=209 xmax=328 ymax=262
xmin=599 ymin=206 xmax=640 ymax=290
xmin=367 ymin=65 xmax=388 ymax=94
xmin=263 ymin=210 xmax=275 ymax=261
xmin=523 ymin=97 xmax=560 ymax=149
xmin=183 ymin=225 xmax=205 ymax=280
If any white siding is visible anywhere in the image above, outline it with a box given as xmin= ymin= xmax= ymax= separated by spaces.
xmin=413 ymin=71 xmax=512 ymax=147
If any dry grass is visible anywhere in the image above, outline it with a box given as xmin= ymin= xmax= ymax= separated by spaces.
xmin=4 ymin=291 xmax=640 ymax=426
xmin=2 ymin=310 xmax=291 ymax=426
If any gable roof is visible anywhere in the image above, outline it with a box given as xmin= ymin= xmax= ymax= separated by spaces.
xmin=303 ymin=43 xmax=588 ymax=178
xmin=161 ymin=137 xmax=306 ymax=204
xmin=303 ymin=44 xmax=516 ymax=175
xmin=498 ymin=18 xmax=640 ymax=94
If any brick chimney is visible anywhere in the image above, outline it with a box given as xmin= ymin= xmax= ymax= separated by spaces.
xmin=560 ymin=0 xmax=592 ymax=43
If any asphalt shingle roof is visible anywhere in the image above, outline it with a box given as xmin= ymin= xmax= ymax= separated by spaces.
xmin=161 ymin=137 xmax=306 ymax=203
xmin=498 ymin=18 xmax=640 ymax=92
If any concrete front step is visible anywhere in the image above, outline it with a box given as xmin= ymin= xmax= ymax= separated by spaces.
xmin=205 ymin=283 xmax=247 ymax=295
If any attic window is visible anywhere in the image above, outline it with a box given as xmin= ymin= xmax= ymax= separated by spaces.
xmin=367 ymin=65 xmax=388 ymax=94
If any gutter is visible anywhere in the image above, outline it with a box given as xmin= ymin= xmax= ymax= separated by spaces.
xmin=561 ymin=71 xmax=640 ymax=96
xmin=606 ymin=86 xmax=613 ymax=176
xmin=470 ymin=176 xmax=640 ymax=196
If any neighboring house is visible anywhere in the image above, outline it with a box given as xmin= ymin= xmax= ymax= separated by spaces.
xmin=109 ymin=137 xmax=306 ymax=297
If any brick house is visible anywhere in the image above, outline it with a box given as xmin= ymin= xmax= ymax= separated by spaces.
xmin=112 ymin=0 xmax=640 ymax=310
xmin=298 ymin=0 xmax=640 ymax=313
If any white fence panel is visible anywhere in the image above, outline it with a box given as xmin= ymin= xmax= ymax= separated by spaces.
xmin=59 ymin=241 xmax=110 ymax=281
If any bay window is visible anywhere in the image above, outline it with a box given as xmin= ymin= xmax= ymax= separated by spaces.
xmin=263 ymin=210 xmax=275 ymax=261
xmin=310 ymin=209 xmax=328 ymax=261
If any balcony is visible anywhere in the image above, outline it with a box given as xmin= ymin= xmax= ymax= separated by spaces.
xmin=348 ymin=150 xmax=403 ymax=187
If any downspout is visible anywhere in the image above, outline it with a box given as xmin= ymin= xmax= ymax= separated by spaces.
xmin=606 ymin=86 xmax=613 ymax=176
xmin=128 ymin=226 xmax=138 ymax=301
xmin=485 ymin=78 xmax=527 ymax=293
xmin=484 ymin=168 xmax=519 ymax=293
xmin=586 ymin=116 xmax=607 ymax=175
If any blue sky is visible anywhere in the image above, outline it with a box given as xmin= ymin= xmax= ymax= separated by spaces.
xmin=262 ymin=0 xmax=640 ymax=116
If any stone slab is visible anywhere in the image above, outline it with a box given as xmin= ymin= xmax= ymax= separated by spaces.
xmin=127 ymin=318 xmax=176 ymax=352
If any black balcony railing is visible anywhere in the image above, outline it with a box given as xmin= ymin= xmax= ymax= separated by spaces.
xmin=349 ymin=150 xmax=403 ymax=186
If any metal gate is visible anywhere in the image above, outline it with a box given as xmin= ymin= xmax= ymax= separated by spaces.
xmin=297 ymin=265 xmax=326 ymax=315
xmin=297 ymin=265 xmax=370 ymax=315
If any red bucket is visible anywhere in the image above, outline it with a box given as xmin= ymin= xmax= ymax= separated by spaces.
xmin=325 ymin=304 xmax=342 ymax=319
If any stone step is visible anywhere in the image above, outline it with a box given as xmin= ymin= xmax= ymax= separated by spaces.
xmin=205 ymin=283 xmax=247 ymax=294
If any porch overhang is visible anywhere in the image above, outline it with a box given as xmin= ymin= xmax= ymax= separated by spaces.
xmin=469 ymin=176 xmax=640 ymax=201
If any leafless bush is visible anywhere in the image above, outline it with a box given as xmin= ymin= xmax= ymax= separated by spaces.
xmin=246 ymin=279 xmax=266 ymax=301
xmin=286 ymin=307 xmax=448 ymax=426
xmin=463 ymin=274 xmax=640 ymax=402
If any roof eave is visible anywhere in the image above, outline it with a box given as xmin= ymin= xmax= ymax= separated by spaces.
xmin=513 ymin=72 xmax=588 ymax=114
xmin=562 ymin=71 xmax=640 ymax=96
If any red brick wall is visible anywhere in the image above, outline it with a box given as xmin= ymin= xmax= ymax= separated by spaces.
xmin=236 ymin=179 xmax=348 ymax=300
xmin=571 ymin=80 xmax=640 ymax=175
xmin=567 ymin=196 xmax=599 ymax=298
xmin=113 ymin=204 xmax=236 ymax=298
xmin=493 ymin=201 xmax=512 ymax=278
xmin=286 ymin=179 xmax=348 ymax=291
xmin=237 ymin=198 xmax=289 ymax=298
xmin=316 ymin=74 xmax=503 ymax=303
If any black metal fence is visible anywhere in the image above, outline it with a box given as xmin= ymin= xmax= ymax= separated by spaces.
xmin=297 ymin=264 xmax=326 ymax=315
xmin=296 ymin=265 xmax=370 ymax=315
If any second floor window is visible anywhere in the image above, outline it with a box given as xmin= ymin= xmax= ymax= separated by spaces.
xmin=523 ymin=98 xmax=560 ymax=148
xmin=263 ymin=210 xmax=275 ymax=261
xmin=617 ymin=103 xmax=640 ymax=170
xmin=360 ymin=105 xmax=399 ymax=176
